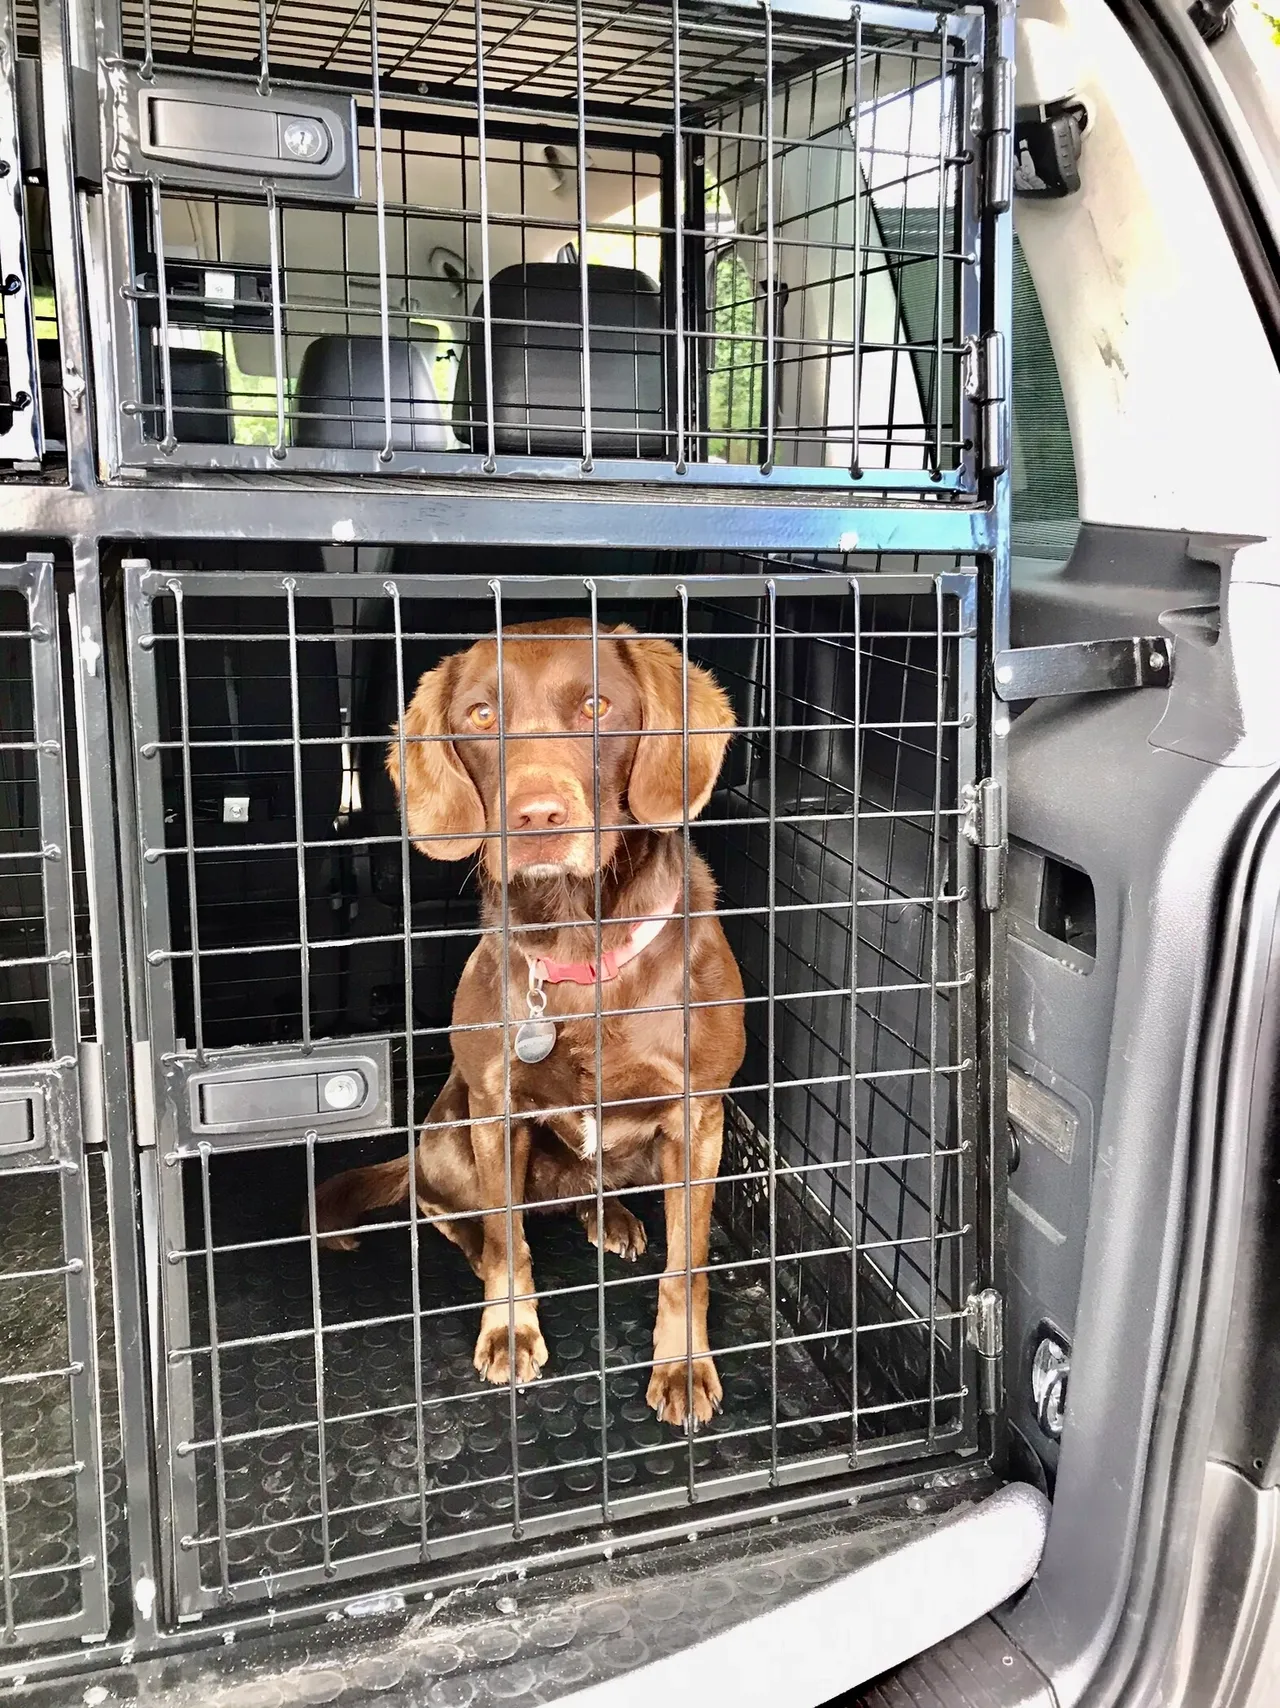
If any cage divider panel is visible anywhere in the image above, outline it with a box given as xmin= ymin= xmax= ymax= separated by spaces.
xmin=0 ymin=557 xmax=108 ymax=1649
xmin=120 ymin=559 xmax=984 ymax=1618
xmin=97 ymin=0 xmax=984 ymax=492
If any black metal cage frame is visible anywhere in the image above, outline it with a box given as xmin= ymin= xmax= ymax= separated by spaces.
xmin=0 ymin=0 xmax=1013 ymax=1684
xmin=92 ymin=0 xmax=987 ymax=491
xmin=116 ymin=560 xmax=983 ymax=1620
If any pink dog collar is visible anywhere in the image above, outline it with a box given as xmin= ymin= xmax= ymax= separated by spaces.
xmin=531 ymin=889 xmax=682 ymax=987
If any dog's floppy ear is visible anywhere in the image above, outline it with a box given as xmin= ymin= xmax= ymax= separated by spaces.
xmin=617 ymin=628 xmax=735 ymax=826
xmin=386 ymin=656 xmax=485 ymax=861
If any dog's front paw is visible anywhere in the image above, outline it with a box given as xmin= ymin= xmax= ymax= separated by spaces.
xmin=473 ymin=1309 xmax=548 ymax=1386
xmin=580 ymin=1200 xmax=647 ymax=1261
xmin=646 ymin=1355 xmax=723 ymax=1429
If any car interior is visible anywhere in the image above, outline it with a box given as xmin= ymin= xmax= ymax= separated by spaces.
xmin=2 ymin=0 xmax=1280 ymax=1700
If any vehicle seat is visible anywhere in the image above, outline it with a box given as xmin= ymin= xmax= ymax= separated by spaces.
xmin=143 ymin=345 xmax=235 ymax=447
xmin=294 ymin=334 xmax=448 ymax=453
xmin=452 ymin=262 xmax=667 ymax=459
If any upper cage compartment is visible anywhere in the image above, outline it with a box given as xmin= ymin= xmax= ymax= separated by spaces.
xmin=101 ymin=0 xmax=985 ymax=491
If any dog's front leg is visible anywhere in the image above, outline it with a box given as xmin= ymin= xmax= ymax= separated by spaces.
xmin=648 ymin=1094 xmax=724 ymax=1428
xmin=468 ymin=1086 xmax=548 ymax=1386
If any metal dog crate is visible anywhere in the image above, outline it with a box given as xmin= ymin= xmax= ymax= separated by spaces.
xmin=118 ymin=553 xmax=985 ymax=1617
xmin=0 ymin=557 xmax=108 ymax=1650
xmin=0 ymin=0 xmax=1014 ymax=1681
xmin=97 ymin=0 xmax=986 ymax=490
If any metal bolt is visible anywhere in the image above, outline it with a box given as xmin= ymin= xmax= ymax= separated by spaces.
xmin=1031 ymin=1333 xmax=1070 ymax=1438
xmin=1150 ymin=650 xmax=1164 ymax=671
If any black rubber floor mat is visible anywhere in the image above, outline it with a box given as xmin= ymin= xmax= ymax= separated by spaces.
xmin=0 ymin=1164 xmax=122 ymax=1636
xmin=853 ymin=1616 xmax=1055 ymax=1707
xmin=180 ymin=1142 xmax=861 ymax=1593
xmin=8 ymin=1497 xmax=979 ymax=1708
xmin=0 ymin=1200 xmax=83 ymax=1629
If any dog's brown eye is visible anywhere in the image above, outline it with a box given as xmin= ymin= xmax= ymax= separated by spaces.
xmin=468 ymin=703 xmax=496 ymax=730
xmin=581 ymin=695 xmax=611 ymax=722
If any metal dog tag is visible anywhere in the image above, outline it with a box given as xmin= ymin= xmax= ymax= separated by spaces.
xmin=515 ymin=959 xmax=556 ymax=1063
xmin=514 ymin=1018 xmax=557 ymax=1064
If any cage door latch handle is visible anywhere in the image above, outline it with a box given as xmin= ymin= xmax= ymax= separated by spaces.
xmin=962 ymin=778 xmax=1006 ymax=912
xmin=966 ymin=1288 xmax=1004 ymax=1415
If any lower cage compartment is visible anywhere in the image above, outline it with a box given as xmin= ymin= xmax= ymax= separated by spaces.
xmin=115 ymin=547 xmax=989 ymax=1623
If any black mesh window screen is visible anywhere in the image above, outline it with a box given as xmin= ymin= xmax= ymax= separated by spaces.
xmin=100 ymin=0 xmax=983 ymax=490
xmin=123 ymin=557 xmax=982 ymax=1615
xmin=0 ymin=558 xmax=107 ymax=1650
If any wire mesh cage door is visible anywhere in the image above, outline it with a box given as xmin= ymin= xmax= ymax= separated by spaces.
xmin=99 ymin=0 xmax=985 ymax=490
xmin=123 ymin=559 xmax=988 ymax=1622
xmin=0 ymin=557 xmax=107 ymax=1650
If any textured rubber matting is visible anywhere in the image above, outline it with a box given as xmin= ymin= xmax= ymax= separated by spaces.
xmin=180 ymin=1140 xmax=865 ymax=1594
xmin=854 ymin=1615 xmax=1056 ymax=1708
xmin=10 ymin=1492 xmax=1000 ymax=1708
xmin=0 ymin=1162 xmax=124 ymax=1637
xmin=0 ymin=1259 xmax=85 ymax=1629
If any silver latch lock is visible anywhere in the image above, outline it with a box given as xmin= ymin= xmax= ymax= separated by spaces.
xmin=174 ymin=1039 xmax=391 ymax=1154
xmin=320 ymin=1072 xmax=364 ymax=1112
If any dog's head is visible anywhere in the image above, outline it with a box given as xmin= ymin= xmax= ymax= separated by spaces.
xmin=386 ymin=619 xmax=735 ymax=883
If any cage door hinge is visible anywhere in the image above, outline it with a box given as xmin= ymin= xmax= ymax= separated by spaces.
xmin=79 ymin=1042 xmax=107 ymax=1150
xmin=966 ymin=1288 xmax=1004 ymax=1415
xmin=962 ymin=778 xmax=1006 ymax=912
xmin=964 ymin=330 xmax=1008 ymax=477
xmin=983 ymin=52 xmax=1015 ymax=216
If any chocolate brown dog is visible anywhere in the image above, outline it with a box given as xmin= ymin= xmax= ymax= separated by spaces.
xmin=313 ymin=619 xmax=745 ymax=1427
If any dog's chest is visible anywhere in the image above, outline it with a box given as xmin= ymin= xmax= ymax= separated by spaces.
xmin=511 ymin=1006 xmax=681 ymax=1162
